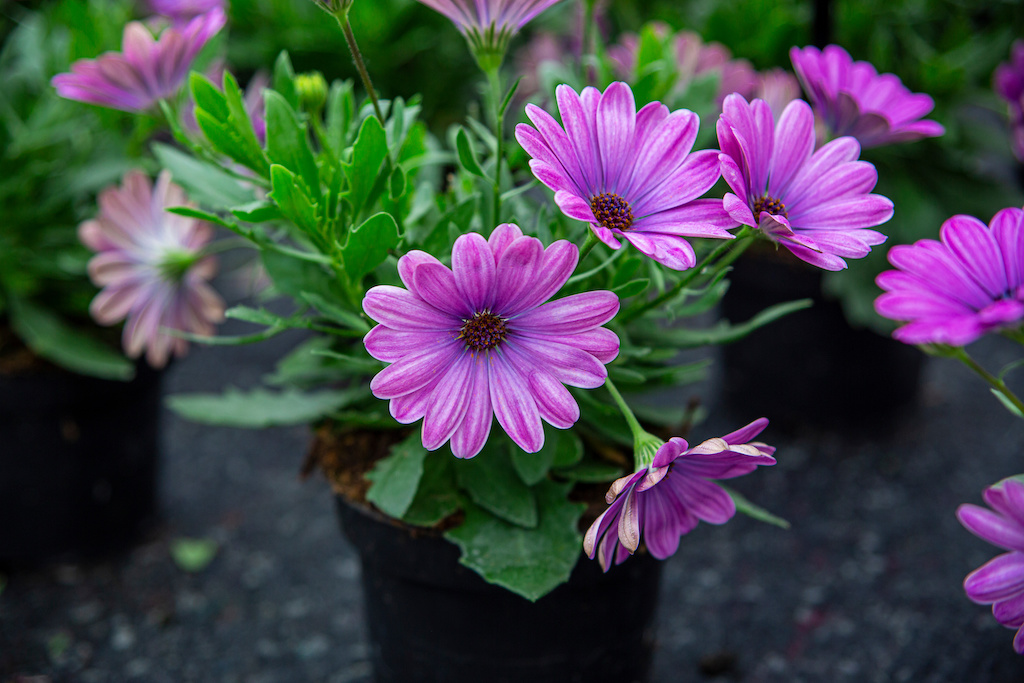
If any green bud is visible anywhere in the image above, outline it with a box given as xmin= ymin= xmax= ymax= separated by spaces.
xmin=295 ymin=71 xmax=329 ymax=113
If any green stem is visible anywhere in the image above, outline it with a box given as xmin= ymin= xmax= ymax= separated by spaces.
xmin=581 ymin=0 xmax=595 ymax=66
xmin=604 ymin=377 xmax=663 ymax=470
xmin=485 ymin=64 xmax=504 ymax=225
xmin=604 ymin=376 xmax=644 ymax=439
xmin=339 ymin=16 xmax=386 ymax=128
xmin=576 ymin=232 xmax=599 ymax=267
xmin=953 ymin=347 xmax=1024 ymax=418
xmin=621 ymin=227 xmax=755 ymax=325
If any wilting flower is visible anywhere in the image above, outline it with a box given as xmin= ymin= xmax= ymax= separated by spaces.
xmin=516 ymin=81 xmax=733 ymax=271
xmin=717 ymin=94 xmax=893 ymax=271
xmin=584 ymin=419 xmax=776 ymax=572
xmin=80 ymin=171 xmax=225 ymax=368
xmin=148 ymin=0 xmax=226 ymax=24
xmin=875 ymin=207 xmax=1024 ymax=346
xmin=362 ymin=223 xmax=619 ymax=458
xmin=995 ymin=41 xmax=1024 ymax=162
xmin=52 ymin=8 xmax=226 ymax=113
xmin=416 ymin=0 xmax=563 ymax=67
xmin=957 ymin=477 xmax=1024 ymax=654
xmin=790 ymin=44 xmax=944 ymax=149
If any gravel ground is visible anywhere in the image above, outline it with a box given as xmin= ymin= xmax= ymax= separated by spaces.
xmin=3 ymin=310 xmax=1024 ymax=682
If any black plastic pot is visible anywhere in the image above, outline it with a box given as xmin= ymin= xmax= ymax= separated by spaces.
xmin=336 ymin=496 xmax=663 ymax=683
xmin=0 ymin=364 xmax=162 ymax=565
xmin=720 ymin=249 xmax=923 ymax=433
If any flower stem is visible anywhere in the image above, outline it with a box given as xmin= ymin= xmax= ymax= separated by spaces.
xmin=604 ymin=377 xmax=663 ymax=469
xmin=338 ymin=15 xmax=386 ymax=128
xmin=576 ymin=231 xmax=599 ymax=267
xmin=604 ymin=376 xmax=644 ymax=437
xmin=485 ymin=64 xmax=505 ymax=224
xmin=621 ymin=227 xmax=754 ymax=325
xmin=952 ymin=346 xmax=1024 ymax=418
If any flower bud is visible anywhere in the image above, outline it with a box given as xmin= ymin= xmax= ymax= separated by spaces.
xmin=295 ymin=72 xmax=329 ymax=113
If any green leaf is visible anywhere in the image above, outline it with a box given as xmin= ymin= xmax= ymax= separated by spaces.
xmin=402 ymin=453 xmax=460 ymax=527
xmin=8 ymin=299 xmax=133 ymax=381
xmin=612 ymin=278 xmax=650 ymax=299
xmin=153 ymin=143 xmax=255 ymax=209
xmin=166 ymin=206 xmax=235 ymax=230
xmin=454 ymin=442 xmax=537 ymax=528
xmin=342 ymin=116 xmax=388 ymax=217
xmin=265 ymin=90 xmax=320 ymax=200
xmin=264 ymin=337 xmax=347 ymax=388
xmin=388 ymin=164 xmax=407 ymax=201
xmin=220 ymin=71 xmax=269 ymax=173
xmin=170 ymin=537 xmax=218 ymax=572
xmin=189 ymin=72 xmax=229 ymax=120
xmin=167 ymin=386 xmax=360 ymax=427
xmin=268 ymin=164 xmax=319 ymax=236
xmin=300 ymin=291 xmax=370 ymax=331
xmin=511 ymin=426 xmax=581 ymax=485
xmin=552 ymin=460 xmax=623 ymax=483
xmin=365 ymin=432 xmax=429 ymax=519
xmin=445 ymin=481 xmax=585 ymax=601
xmin=721 ymin=485 xmax=790 ymax=529
xmin=261 ymin=248 xmax=340 ymax=302
xmin=991 ymin=388 xmax=1024 ymax=419
xmin=638 ymin=299 xmax=814 ymax=348
xmin=455 ymin=126 xmax=487 ymax=178
xmin=309 ymin=348 xmax=383 ymax=374
xmin=342 ymin=212 xmax=400 ymax=282
xmin=272 ymin=51 xmax=298 ymax=110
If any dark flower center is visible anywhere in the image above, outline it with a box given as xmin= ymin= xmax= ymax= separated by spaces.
xmin=459 ymin=311 xmax=508 ymax=352
xmin=752 ymin=195 xmax=788 ymax=219
xmin=590 ymin=192 xmax=634 ymax=231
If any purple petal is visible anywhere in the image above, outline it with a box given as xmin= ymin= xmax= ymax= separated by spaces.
xmin=514 ymin=290 xmax=619 ymax=334
xmin=363 ymin=325 xmax=451 ymax=362
xmin=421 ymin=356 xmax=474 ymax=451
xmin=527 ymin=369 xmax=580 ymax=429
xmin=449 ymin=354 xmax=493 ymax=459
xmin=488 ymin=352 xmax=544 ymax=453
xmin=965 ymin=552 xmax=1024 ymax=604
xmin=363 ymin=285 xmax=459 ymax=330
xmin=452 ymin=232 xmax=496 ymax=312
xmin=621 ymin=231 xmax=697 ymax=271
xmin=369 ymin=343 xmax=461 ymax=399
xmin=958 ymin=504 xmax=1024 ymax=553
xmin=596 ymin=81 xmax=637 ymax=191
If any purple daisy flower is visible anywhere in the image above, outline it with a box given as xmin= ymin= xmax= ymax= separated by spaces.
xmin=790 ymin=44 xmax=945 ymax=149
xmin=717 ymin=93 xmax=894 ymax=271
xmin=80 ymin=170 xmax=226 ymax=368
xmin=958 ymin=478 xmax=1024 ymax=654
xmin=51 ymin=8 xmax=226 ymax=113
xmin=995 ymin=40 xmax=1024 ymax=162
xmin=875 ymin=207 xmax=1024 ymax=346
xmin=362 ymin=223 xmax=620 ymax=459
xmin=753 ymin=68 xmax=801 ymax=120
xmin=148 ymin=0 xmax=227 ymax=24
xmin=515 ymin=81 xmax=734 ymax=271
xmin=583 ymin=419 xmax=776 ymax=572
xmin=416 ymin=0 xmax=563 ymax=60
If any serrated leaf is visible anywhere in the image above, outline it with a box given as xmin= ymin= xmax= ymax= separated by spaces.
xmin=403 ymin=453 xmax=460 ymax=527
xmin=454 ymin=442 xmax=537 ymax=528
xmin=9 ymin=298 xmax=133 ymax=380
xmin=269 ymin=164 xmax=318 ymax=236
xmin=342 ymin=212 xmax=399 ymax=282
xmin=721 ymin=485 xmax=790 ymax=529
xmin=170 ymin=537 xmax=218 ymax=572
xmin=342 ymin=116 xmax=388 ymax=217
xmin=444 ymin=481 xmax=585 ymax=601
xmin=455 ymin=126 xmax=487 ymax=178
xmin=365 ymin=432 xmax=429 ymax=519
xmin=167 ymin=386 xmax=360 ymax=427
xmin=265 ymin=90 xmax=320 ymax=200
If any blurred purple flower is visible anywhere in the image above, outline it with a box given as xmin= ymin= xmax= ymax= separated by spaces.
xmin=584 ymin=419 xmax=776 ymax=572
xmin=875 ymin=207 xmax=1024 ymax=346
xmin=995 ymin=40 xmax=1024 ymax=162
xmin=790 ymin=44 xmax=944 ymax=149
xmin=416 ymin=0 xmax=563 ymax=61
xmin=516 ymin=81 xmax=734 ymax=271
xmin=362 ymin=223 xmax=619 ymax=459
xmin=149 ymin=0 xmax=226 ymax=24
xmin=717 ymin=94 xmax=893 ymax=271
xmin=958 ymin=477 xmax=1024 ymax=654
xmin=52 ymin=8 xmax=226 ymax=113
xmin=80 ymin=170 xmax=225 ymax=368
xmin=754 ymin=68 xmax=801 ymax=120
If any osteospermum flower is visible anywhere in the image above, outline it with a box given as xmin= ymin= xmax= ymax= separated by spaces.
xmin=875 ymin=207 xmax=1024 ymax=346
xmin=584 ymin=419 xmax=776 ymax=572
xmin=718 ymin=94 xmax=894 ymax=271
xmin=362 ymin=223 xmax=619 ymax=458
xmin=957 ymin=478 xmax=1024 ymax=654
xmin=149 ymin=0 xmax=226 ymax=24
xmin=790 ymin=44 xmax=944 ymax=149
xmin=416 ymin=0 xmax=563 ymax=66
xmin=516 ymin=81 xmax=734 ymax=271
xmin=52 ymin=8 xmax=226 ymax=113
xmin=81 ymin=170 xmax=225 ymax=368
xmin=994 ymin=41 xmax=1024 ymax=162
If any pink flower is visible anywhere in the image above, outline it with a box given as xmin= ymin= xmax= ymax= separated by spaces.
xmin=790 ymin=44 xmax=944 ymax=149
xmin=753 ymin=68 xmax=801 ymax=120
xmin=717 ymin=94 xmax=893 ymax=271
xmin=362 ymin=224 xmax=619 ymax=458
xmin=52 ymin=8 xmax=226 ymax=113
xmin=875 ymin=207 xmax=1024 ymax=346
xmin=995 ymin=40 xmax=1024 ymax=162
xmin=516 ymin=81 xmax=734 ymax=271
xmin=416 ymin=0 xmax=563 ymax=61
xmin=148 ymin=0 xmax=227 ymax=24
xmin=958 ymin=478 xmax=1024 ymax=654
xmin=80 ymin=170 xmax=225 ymax=368
xmin=584 ymin=419 xmax=776 ymax=572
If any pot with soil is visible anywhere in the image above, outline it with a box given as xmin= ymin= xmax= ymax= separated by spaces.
xmin=0 ymin=337 xmax=162 ymax=565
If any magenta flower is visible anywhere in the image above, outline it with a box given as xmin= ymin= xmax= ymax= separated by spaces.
xmin=584 ymin=419 xmax=776 ymax=572
xmin=149 ymin=0 xmax=226 ymax=24
xmin=957 ymin=477 xmax=1024 ymax=654
xmin=516 ymin=81 xmax=734 ymax=271
xmin=789 ymin=44 xmax=944 ymax=149
xmin=995 ymin=41 xmax=1024 ymax=162
xmin=753 ymin=68 xmax=801 ymax=120
xmin=875 ymin=207 xmax=1024 ymax=346
xmin=362 ymin=224 xmax=619 ymax=459
xmin=416 ymin=0 xmax=563 ymax=61
xmin=80 ymin=171 xmax=225 ymax=368
xmin=717 ymin=94 xmax=894 ymax=271
xmin=52 ymin=8 xmax=226 ymax=113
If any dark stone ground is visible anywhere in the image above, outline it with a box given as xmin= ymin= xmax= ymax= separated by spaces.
xmin=3 ymin=304 xmax=1024 ymax=682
